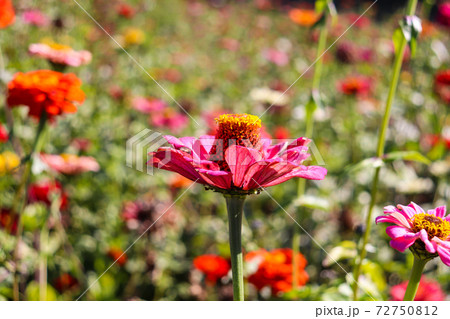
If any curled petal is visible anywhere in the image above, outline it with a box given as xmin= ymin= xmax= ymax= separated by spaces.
xmin=386 ymin=225 xmax=414 ymax=239
xmin=418 ymin=229 xmax=437 ymax=253
xmin=436 ymin=244 xmax=450 ymax=267
xmin=434 ymin=206 xmax=447 ymax=218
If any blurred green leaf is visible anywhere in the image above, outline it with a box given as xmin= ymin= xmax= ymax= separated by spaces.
xmin=399 ymin=16 xmax=422 ymax=57
xmin=323 ymin=241 xmax=356 ymax=267
xmin=315 ymin=0 xmax=328 ymax=14
xmin=346 ymin=157 xmax=385 ymax=175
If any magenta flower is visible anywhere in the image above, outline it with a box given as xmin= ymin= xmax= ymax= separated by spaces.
xmin=22 ymin=9 xmax=49 ymax=27
xmin=149 ymin=113 xmax=327 ymax=193
xmin=29 ymin=43 xmax=92 ymax=67
xmin=150 ymin=108 xmax=189 ymax=134
xmin=376 ymin=202 xmax=450 ymax=266
xmin=40 ymin=153 xmax=100 ymax=175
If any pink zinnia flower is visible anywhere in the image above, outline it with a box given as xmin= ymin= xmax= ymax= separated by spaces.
xmin=132 ymin=97 xmax=166 ymax=114
xmin=22 ymin=9 xmax=49 ymax=27
xmin=29 ymin=43 xmax=92 ymax=67
xmin=149 ymin=113 xmax=327 ymax=193
xmin=376 ymin=202 xmax=450 ymax=266
xmin=390 ymin=276 xmax=446 ymax=301
xmin=40 ymin=153 xmax=100 ymax=175
xmin=262 ymin=48 xmax=289 ymax=66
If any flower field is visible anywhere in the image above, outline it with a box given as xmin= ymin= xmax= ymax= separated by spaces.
xmin=0 ymin=0 xmax=450 ymax=301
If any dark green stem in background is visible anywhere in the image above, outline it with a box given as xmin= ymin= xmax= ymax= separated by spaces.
xmin=403 ymin=257 xmax=427 ymax=301
xmin=225 ymin=195 xmax=245 ymax=301
xmin=352 ymin=0 xmax=418 ymax=300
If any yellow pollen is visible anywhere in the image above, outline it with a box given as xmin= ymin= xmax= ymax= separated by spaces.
xmin=411 ymin=213 xmax=450 ymax=240
xmin=211 ymin=114 xmax=262 ymax=170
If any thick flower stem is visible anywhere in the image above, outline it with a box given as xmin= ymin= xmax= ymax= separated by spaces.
xmin=293 ymin=0 xmax=330 ymax=290
xmin=352 ymin=0 xmax=418 ymax=301
xmin=12 ymin=113 xmax=48 ymax=301
xmin=403 ymin=257 xmax=427 ymax=301
xmin=225 ymin=195 xmax=245 ymax=301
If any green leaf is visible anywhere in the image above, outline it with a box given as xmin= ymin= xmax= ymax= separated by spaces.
xmin=346 ymin=157 xmax=384 ymax=175
xmin=384 ymin=151 xmax=430 ymax=165
xmin=25 ymin=281 xmax=58 ymax=301
xmin=311 ymin=13 xmax=326 ymax=29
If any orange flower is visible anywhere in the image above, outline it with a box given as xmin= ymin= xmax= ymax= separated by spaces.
xmin=289 ymin=9 xmax=321 ymax=27
xmin=0 ymin=0 xmax=15 ymax=28
xmin=193 ymin=255 xmax=230 ymax=284
xmin=7 ymin=70 xmax=85 ymax=120
xmin=245 ymin=248 xmax=309 ymax=295
xmin=107 ymin=247 xmax=128 ymax=266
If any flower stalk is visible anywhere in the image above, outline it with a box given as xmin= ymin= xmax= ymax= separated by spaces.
xmin=403 ymin=257 xmax=427 ymax=301
xmin=352 ymin=0 xmax=418 ymax=300
xmin=293 ymin=0 xmax=330 ymax=290
xmin=225 ymin=195 xmax=245 ymax=301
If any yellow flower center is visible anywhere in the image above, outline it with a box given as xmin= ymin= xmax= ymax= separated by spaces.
xmin=60 ymin=154 xmax=78 ymax=162
xmin=411 ymin=213 xmax=450 ymax=240
xmin=49 ymin=43 xmax=72 ymax=51
xmin=210 ymin=114 xmax=261 ymax=170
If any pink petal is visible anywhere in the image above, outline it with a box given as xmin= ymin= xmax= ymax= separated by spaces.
xmin=418 ymin=229 xmax=437 ymax=253
xmin=149 ymin=148 xmax=205 ymax=183
xmin=390 ymin=232 xmax=420 ymax=252
xmin=198 ymin=169 xmax=232 ymax=189
xmin=436 ymin=244 xmax=450 ymax=267
xmin=225 ymin=145 xmax=262 ymax=188
xmin=434 ymin=206 xmax=446 ymax=218
xmin=242 ymin=160 xmax=297 ymax=190
xmin=407 ymin=202 xmax=425 ymax=215
xmin=386 ymin=225 xmax=413 ymax=239
xmin=287 ymin=137 xmax=310 ymax=150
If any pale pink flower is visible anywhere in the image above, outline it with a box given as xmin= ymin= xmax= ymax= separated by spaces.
xmin=40 ymin=153 xmax=100 ymax=175
xmin=29 ymin=43 xmax=92 ymax=67
xmin=376 ymin=202 xmax=450 ymax=267
xmin=132 ymin=97 xmax=166 ymax=114
xmin=150 ymin=108 xmax=189 ymax=133
xmin=262 ymin=48 xmax=289 ymax=66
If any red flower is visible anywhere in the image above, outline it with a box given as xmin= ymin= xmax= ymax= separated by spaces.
xmin=0 ymin=0 xmax=15 ymax=28
xmin=0 ymin=123 xmax=8 ymax=143
xmin=7 ymin=70 xmax=85 ymax=120
xmin=107 ymin=247 xmax=128 ymax=266
xmin=435 ymin=69 xmax=450 ymax=104
xmin=245 ymin=248 xmax=309 ymax=295
xmin=274 ymin=126 xmax=290 ymax=140
xmin=53 ymin=274 xmax=78 ymax=293
xmin=390 ymin=276 xmax=446 ymax=301
xmin=28 ymin=180 xmax=68 ymax=210
xmin=193 ymin=255 xmax=230 ymax=284
xmin=0 ymin=208 xmax=18 ymax=234
xmin=338 ymin=75 xmax=372 ymax=97
xmin=117 ymin=3 xmax=135 ymax=18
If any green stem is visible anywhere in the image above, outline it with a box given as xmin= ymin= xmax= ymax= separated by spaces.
xmin=225 ymin=195 xmax=245 ymax=301
xmin=293 ymin=0 xmax=330 ymax=290
xmin=39 ymin=221 xmax=49 ymax=301
xmin=12 ymin=113 xmax=48 ymax=301
xmin=352 ymin=0 xmax=418 ymax=301
xmin=403 ymin=257 xmax=427 ymax=301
